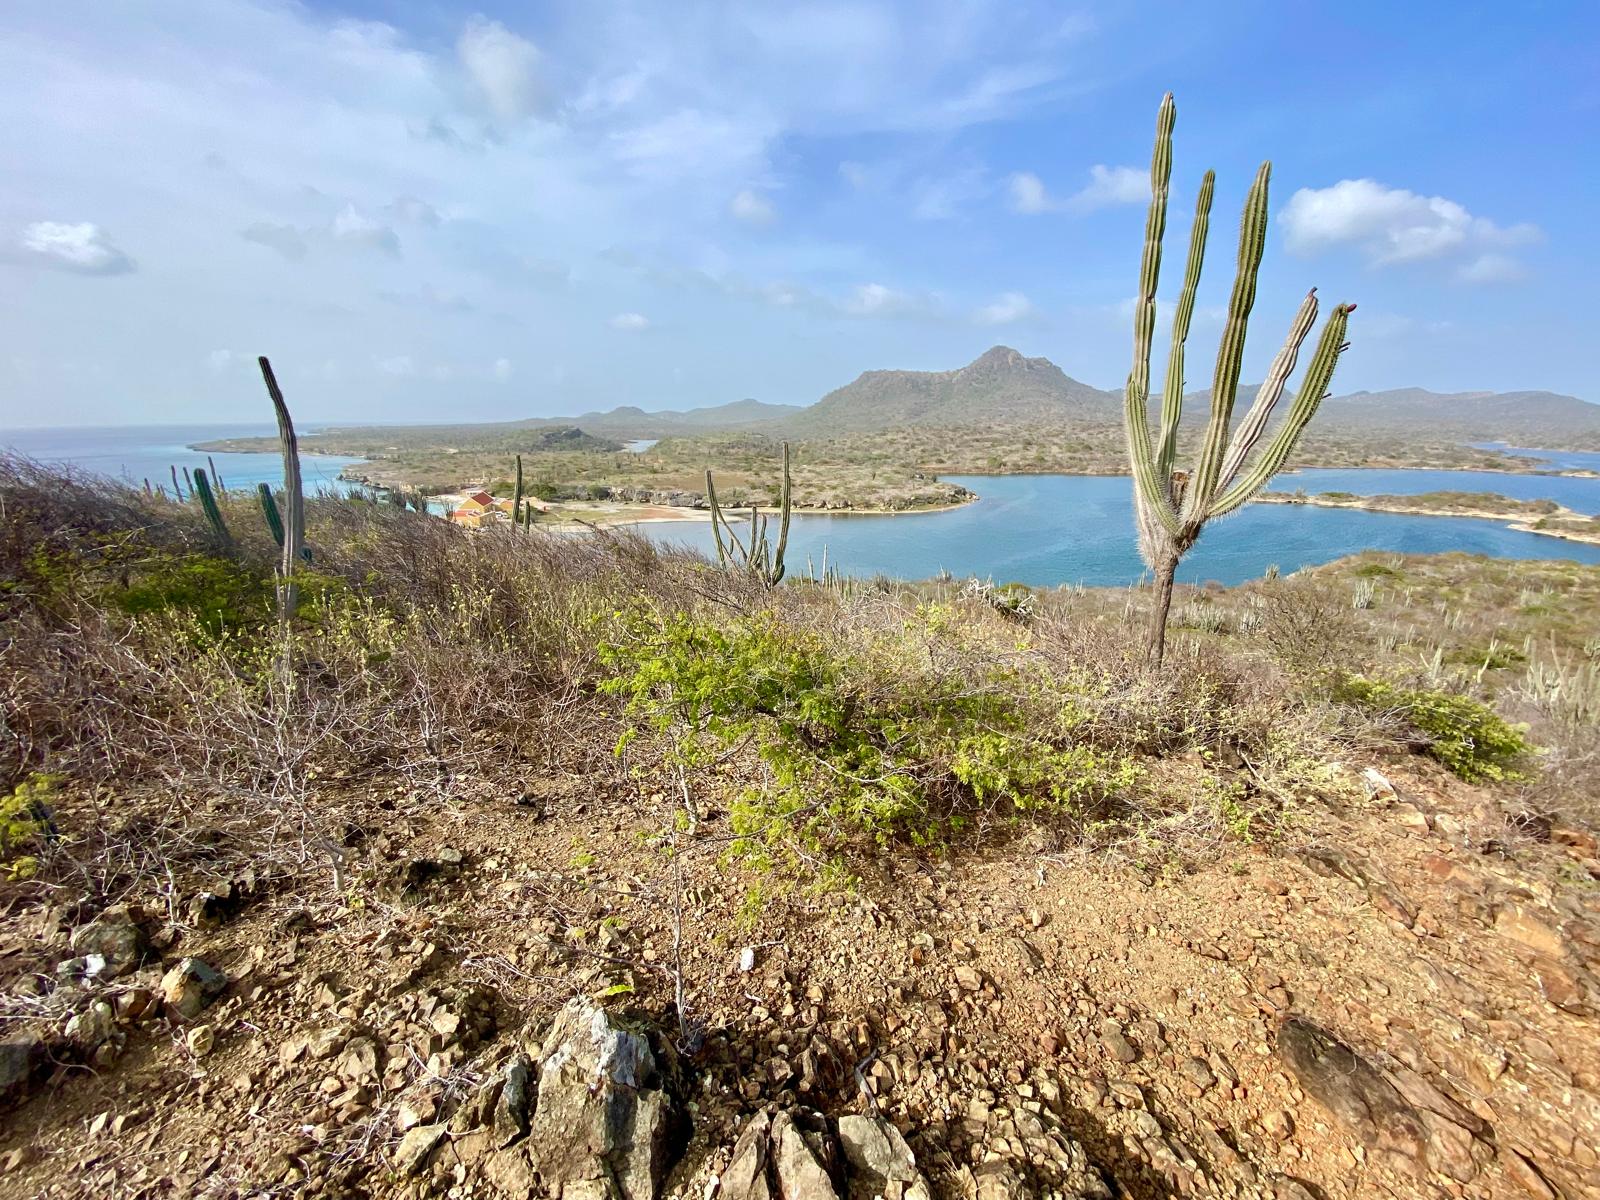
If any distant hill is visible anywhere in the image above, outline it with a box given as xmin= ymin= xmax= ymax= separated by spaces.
xmin=515 ymin=398 xmax=801 ymax=439
xmin=1317 ymin=387 xmax=1600 ymax=442
xmin=781 ymin=346 xmax=1120 ymax=434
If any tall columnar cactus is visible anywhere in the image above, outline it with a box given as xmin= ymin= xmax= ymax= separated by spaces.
xmin=192 ymin=468 xmax=233 ymax=550
xmin=169 ymin=464 xmax=184 ymax=501
xmin=207 ymin=455 xmax=227 ymax=495
xmin=258 ymin=483 xmax=286 ymax=548
xmin=513 ymin=454 xmax=525 ymax=530
xmin=1124 ymin=94 xmax=1354 ymax=664
xmin=258 ymin=356 xmax=307 ymax=622
xmin=704 ymin=441 xmax=793 ymax=586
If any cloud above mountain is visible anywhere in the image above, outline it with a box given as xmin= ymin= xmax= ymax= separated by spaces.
xmin=1279 ymin=179 xmax=1540 ymax=282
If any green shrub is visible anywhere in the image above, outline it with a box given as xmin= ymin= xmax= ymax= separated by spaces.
xmin=599 ymin=607 xmax=1137 ymax=871
xmin=1 ymin=774 xmax=56 ymax=880
xmin=1335 ymin=675 xmax=1533 ymax=782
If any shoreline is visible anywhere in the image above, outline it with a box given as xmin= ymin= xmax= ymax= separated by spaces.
xmin=1252 ymin=492 xmax=1600 ymax=547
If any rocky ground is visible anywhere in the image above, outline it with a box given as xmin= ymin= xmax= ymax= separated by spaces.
xmin=2 ymin=749 xmax=1598 ymax=1200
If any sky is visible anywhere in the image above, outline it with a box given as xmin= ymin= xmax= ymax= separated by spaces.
xmin=2 ymin=0 xmax=1597 ymax=427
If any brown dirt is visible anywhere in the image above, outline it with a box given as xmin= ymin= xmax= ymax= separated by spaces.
xmin=2 ymin=752 xmax=1597 ymax=1199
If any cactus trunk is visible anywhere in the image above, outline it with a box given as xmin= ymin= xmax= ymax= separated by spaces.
xmin=258 ymin=483 xmax=285 ymax=547
xmin=513 ymin=454 xmax=525 ymax=530
xmin=258 ymin=356 xmax=306 ymax=623
xmin=1120 ymin=94 xmax=1355 ymax=665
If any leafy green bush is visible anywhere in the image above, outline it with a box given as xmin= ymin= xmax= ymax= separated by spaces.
xmin=1335 ymin=675 xmax=1533 ymax=782
xmin=1 ymin=774 xmax=56 ymax=880
xmin=600 ymin=607 xmax=1138 ymax=871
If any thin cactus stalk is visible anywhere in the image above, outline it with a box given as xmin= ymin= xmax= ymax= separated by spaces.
xmin=182 ymin=465 xmax=195 ymax=498
xmin=170 ymin=464 xmax=183 ymax=501
xmin=258 ymin=483 xmax=285 ymax=547
xmin=258 ymin=356 xmax=307 ymax=622
xmin=703 ymin=441 xmax=792 ymax=585
xmin=513 ymin=454 xmax=525 ymax=531
xmin=207 ymin=455 xmax=226 ymax=495
xmin=192 ymin=468 xmax=233 ymax=550
xmin=1122 ymin=94 xmax=1355 ymax=665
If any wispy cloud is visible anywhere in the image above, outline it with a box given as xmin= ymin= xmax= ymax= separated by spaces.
xmin=18 ymin=221 xmax=135 ymax=275
xmin=974 ymin=291 xmax=1036 ymax=325
xmin=1279 ymin=179 xmax=1540 ymax=281
xmin=730 ymin=188 xmax=776 ymax=226
xmin=1008 ymin=164 xmax=1145 ymax=215
xmin=609 ymin=312 xmax=651 ymax=331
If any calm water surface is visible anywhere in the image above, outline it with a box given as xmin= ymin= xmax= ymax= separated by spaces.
xmin=635 ymin=472 xmax=1600 ymax=587
xmin=0 ymin=424 xmax=369 ymax=495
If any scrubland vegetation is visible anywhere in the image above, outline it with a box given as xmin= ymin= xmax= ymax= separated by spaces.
xmin=5 ymin=452 xmax=1590 ymax=904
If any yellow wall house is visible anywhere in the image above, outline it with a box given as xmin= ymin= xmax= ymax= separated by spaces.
xmin=450 ymin=490 xmax=497 ymax=527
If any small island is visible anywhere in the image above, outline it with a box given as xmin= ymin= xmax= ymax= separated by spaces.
xmin=1254 ymin=488 xmax=1600 ymax=546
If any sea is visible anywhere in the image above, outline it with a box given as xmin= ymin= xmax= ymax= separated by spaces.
xmin=4 ymin=424 xmax=1599 ymax=588
xmin=0 ymin=424 xmax=369 ymax=496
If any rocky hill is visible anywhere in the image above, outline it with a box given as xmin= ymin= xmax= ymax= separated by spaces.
xmin=784 ymin=346 xmax=1120 ymax=434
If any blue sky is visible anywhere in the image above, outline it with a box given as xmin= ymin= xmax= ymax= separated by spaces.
xmin=2 ymin=0 xmax=1596 ymax=425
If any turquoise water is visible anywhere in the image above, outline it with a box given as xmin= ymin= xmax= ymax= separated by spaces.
xmin=1270 ymin=465 xmax=1600 ymax=515
xmin=0 ymin=425 xmax=369 ymax=495
xmin=1471 ymin=444 xmax=1600 ymax=475
xmin=635 ymin=472 xmax=1600 ymax=587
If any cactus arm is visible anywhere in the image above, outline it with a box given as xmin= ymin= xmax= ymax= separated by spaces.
xmin=770 ymin=441 xmax=792 ymax=585
xmin=258 ymin=356 xmax=307 ymax=619
xmin=1155 ymin=171 xmax=1215 ymax=481
xmin=513 ymin=454 xmax=524 ymax=530
xmin=1211 ymin=303 xmax=1355 ymax=516
xmin=1214 ymin=289 xmax=1320 ymax=495
xmin=257 ymin=483 xmax=285 ymax=547
xmin=705 ymin=469 xmax=731 ymax=565
xmin=193 ymin=468 xmax=233 ymax=549
xmin=1123 ymin=93 xmax=1181 ymax=536
xmin=1183 ymin=161 xmax=1271 ymax=520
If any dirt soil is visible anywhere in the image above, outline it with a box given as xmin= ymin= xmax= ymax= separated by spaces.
xmin=2 ymin=753 xmax=1597 ymax=1200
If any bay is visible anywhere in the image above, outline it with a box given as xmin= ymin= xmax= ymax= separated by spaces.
xmin=634 ymin=471 xmax=1600 ymax=587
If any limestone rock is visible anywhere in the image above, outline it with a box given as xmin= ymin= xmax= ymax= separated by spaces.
xmin=719 ymin=1112 xmax=773 ymax=1200
xmin=0 ymin=1037 xmax=42 ymax=1106
xmin=770 ymin=1112 xmax=839 ymax=1200
xmin=493 ymin=1053 xmax=535 ymax=1148
xmin=394 ymin=1123 xmax=447 ymax=1176
xmin=527 ymin=997 xmax=677 ymax=1200
xmin=160 ymin=957 xmax=227 ymax=1019
xmin=68 ymin=908 xmax=146 ymax=979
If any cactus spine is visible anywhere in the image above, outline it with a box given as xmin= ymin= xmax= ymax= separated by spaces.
xmin=258 ymin=356 xmax=307 ymax=622
xmin=705 ymin=441 xmax=792 ymax=586
xmin=192 ymin=468 xmax=233 ymax=550
xmin=1123 ymin=94 xmax=1354 ymax=664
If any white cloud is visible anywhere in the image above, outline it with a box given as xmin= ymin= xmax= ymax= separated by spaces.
xmin=610 ymin=312 xmax=651 ymax=331
xmin=1075 ymin=164 xmax=1145 ymax=209
xmin=331 ymin=205 xmax=400 ymax=256
xmin=1008 ymin=171 xmax=1051 ymax=215
xmin=730 ymin=188 xmax=776 ymax=225
xmin=1279 ymin=179 xmax=1540 ymax=277
xmin=241 ymin=222 xmax=308 ymax=261
xmin=457 ymin=16 xmax=545 ymax=122
xmin=975 ymin=292 xmax=1035 ymax=325
xmin=19 ymin=221 xmax=135 ymax=274
xmin=1008 ymin=165 xmax=1145 ymax=215
xmin=206 ymin=349 xmax=233 ymax=372
xmin=1457 ymin=252 xmax=1529 ymax=285
xmin=376 ymin=354 xmax=415 ymax=376
xmin=493 ymin=357 xmax=513 ymax=381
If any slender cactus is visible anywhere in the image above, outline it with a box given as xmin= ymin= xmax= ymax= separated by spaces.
xmin=169 ymin=464 xmax=183 ymax=501
xmin=207 ymin=455 xmax=226 ymax=495
xmin=704 ymin=441 xmax=792 ymax=585
xmin=258 ymin=356 xmax=307 ymax=622
xmin=1122 ymin=94 xmax=1355 ymax=664
xmin=258 ymin=483 xmax=285 ymax=548
xmin=513 ymin=454 xmax=525 ymax=530
xmin=192 ymin=469 xmax=233 ymax=550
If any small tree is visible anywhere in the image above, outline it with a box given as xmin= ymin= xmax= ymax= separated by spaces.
xmin=1123 ymin=95 xmax=1354 ymax=663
